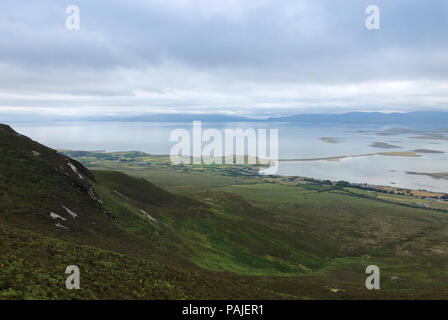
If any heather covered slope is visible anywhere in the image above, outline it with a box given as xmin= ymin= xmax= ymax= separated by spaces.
xmin=0 ymin=223 xmax=284 ymax=300
xmin=0 ymin=124 xmax=158 ymax=259
xmin=0 ymin=124 xmax=210 ymax=267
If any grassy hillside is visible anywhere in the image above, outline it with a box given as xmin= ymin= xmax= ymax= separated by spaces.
xmin=62 ymin=149 xmax=448 ymax=299
xmin=0 ymin=223 xmax=285 ymax=299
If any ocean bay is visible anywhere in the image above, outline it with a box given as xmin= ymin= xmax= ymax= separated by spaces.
xmin=9 ymin=121 xmax=448 ymax=193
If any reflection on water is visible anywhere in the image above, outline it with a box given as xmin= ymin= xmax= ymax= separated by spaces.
xmin=8 ymin=121 xmax=448 ymax=193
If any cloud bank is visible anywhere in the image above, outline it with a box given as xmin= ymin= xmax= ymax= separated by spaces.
xmin=0 ymin=0 xmax=447 ymax=118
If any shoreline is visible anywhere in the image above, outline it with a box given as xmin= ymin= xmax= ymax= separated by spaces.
xmin=278 ymin=151 xmax=421 ymax=162
xmin=59 ymin=149 xmax=447 ymax=196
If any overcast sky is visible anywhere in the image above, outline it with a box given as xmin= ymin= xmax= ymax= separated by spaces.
xmin=0 ymin=0 xmax=447 ymax=118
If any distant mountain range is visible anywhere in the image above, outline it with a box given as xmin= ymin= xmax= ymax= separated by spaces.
xmin=4 ymin=111 xmax=448 ymax=127
xmin=84 ymin=111 xmax=448 ymax=127
xmin=268 ymin=111 xmax=448 ymax=125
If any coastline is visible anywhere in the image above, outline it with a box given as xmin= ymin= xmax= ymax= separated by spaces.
xmin=278 ymin=151 xmax=421 ymax=162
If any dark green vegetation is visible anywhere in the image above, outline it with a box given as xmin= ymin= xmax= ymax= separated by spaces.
xmin=1 ymin=124 xmax=448 ymax=299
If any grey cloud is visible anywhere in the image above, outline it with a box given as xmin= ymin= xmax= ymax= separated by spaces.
xmin=0 ymin=0 xmax=447 ymax=117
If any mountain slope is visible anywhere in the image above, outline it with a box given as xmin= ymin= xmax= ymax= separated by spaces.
xmin=0 ymin=124 xmax=201 ymax=266
xmin=0 ymin=124 xmax=290 ymax=299
xmin=0 ymin=123 xmax=102 ymax=231
xmin=1 ymin=220 xmax=286 ymax=299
